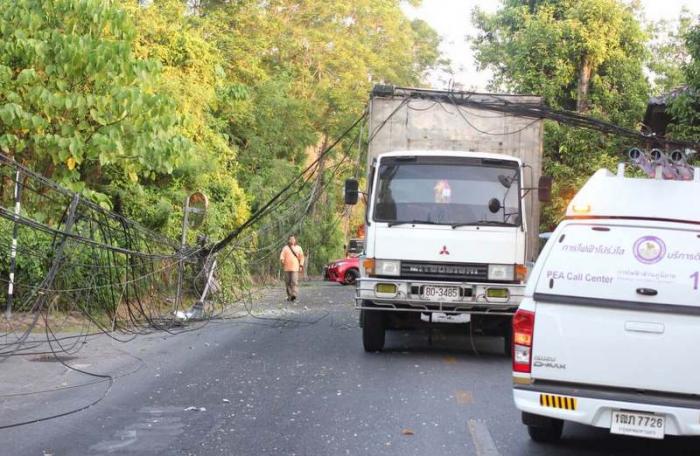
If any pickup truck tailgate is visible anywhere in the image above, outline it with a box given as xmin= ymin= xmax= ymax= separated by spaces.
xmin=530 ymin=222 xmax=700 ymax=396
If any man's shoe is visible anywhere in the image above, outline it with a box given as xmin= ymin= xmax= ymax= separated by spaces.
xmin=290 ymin=296 xmax=296 ymax=302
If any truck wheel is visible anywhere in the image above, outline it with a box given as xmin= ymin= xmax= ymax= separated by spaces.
xmin=344 ymin=269 xmax=359 ymax=285
xmin=362 ymin=309 xmax=385 ymax=352
xmin=527 ymin=420 xmax=563 ymax=443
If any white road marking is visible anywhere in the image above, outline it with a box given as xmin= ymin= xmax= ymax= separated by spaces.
xmin=468 ymin=419 xmax=501 ymax=456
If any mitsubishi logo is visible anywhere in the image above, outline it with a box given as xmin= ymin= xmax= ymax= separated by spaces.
xmin=439 ymin=245 xmax=449 ymax=255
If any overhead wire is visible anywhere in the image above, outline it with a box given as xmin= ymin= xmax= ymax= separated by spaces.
xmin=8 ymin=82 xmax=680 ymax=424
xmin=209 ymin=110 xmax=368 ymax=255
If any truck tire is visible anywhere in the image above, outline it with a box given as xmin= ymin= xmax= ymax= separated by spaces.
xmin=526 ymin=419 xmax=563 ymax=443
xmin=362 ymin=309 xmax=385 ymax=352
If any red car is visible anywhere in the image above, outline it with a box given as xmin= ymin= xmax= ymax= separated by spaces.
xmin=324 ymin=256 xmax=360 ymax=285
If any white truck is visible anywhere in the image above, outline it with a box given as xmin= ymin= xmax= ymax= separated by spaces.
xmin=513 ymin=158 xmax=700 ymax=442
xmin=344 ymin=86 xmax=550 ymax=352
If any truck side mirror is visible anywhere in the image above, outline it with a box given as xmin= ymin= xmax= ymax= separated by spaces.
xmin=538 ymin=176 xmax=553 ymax=203
xmin=344 ymin=179 xmax=359 ymax=205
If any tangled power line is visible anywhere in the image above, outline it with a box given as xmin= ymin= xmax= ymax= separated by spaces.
xmin=0 ymin=110 xmax=365 ymax=428
xmin=376 ymin=85 xmax=699 ymax=151
xmin=0 ymin=109 xmax=367 ymax=355
xmin=1 ymin=85 xmax=696 ymax=428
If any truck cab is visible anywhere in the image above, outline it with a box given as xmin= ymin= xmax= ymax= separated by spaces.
xmin=513 ymin=163 xmax=700 ymax=442
xmin=355 ymin=150 xmax=530 ymax=351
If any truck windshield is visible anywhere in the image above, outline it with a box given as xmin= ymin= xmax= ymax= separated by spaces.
xmin=372 ymin=157 xmax=521 ymax=226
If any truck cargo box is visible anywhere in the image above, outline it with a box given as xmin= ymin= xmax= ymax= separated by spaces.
xmin=367 ymin=86 xmax=544 ymax=261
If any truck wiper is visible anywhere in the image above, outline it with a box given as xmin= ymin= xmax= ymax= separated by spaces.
xmin=451 ymin=221 xmax=517 ymax=229
xmin=387 ymin=220 xmax=440 ymax=227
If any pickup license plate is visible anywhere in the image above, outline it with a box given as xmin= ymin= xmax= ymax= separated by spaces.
xmin=421 ymin=285 xmax=460 ymax=302
xmin=610 ymin=410 xmax=665 ymax=439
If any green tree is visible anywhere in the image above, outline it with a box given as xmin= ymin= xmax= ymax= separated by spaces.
xmin=473 ymin=0 xmax=648 ymax=115
xmin=199 ymin=0 xmax=443 ymax=271
xmin=116 ymin=0 xmax=250 ymax=239
xmin=0 ymin=0 xmax=191 ymax=192
xmin=667 ymin=21 xmax=700 ymax=143
xmin=472 ymin=0 xmax=650 ymax=229
xmin=0 ymin=0 xmax=442 ymax=280
xmin=648 ymin=9 xmax=695 ymax=95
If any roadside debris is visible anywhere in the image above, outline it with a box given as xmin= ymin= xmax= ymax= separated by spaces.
xmin=174 ymin=302 xmax=204 ymax=321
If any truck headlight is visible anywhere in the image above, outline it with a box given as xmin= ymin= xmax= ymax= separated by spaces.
xmin=375 ymin=259 xmax=401 ymax=276
xmin=488 ymin=264 xmax=514 ymax=281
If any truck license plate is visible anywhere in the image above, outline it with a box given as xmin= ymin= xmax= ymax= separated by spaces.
xmin=610 ymin=410 xmax=665 ymax=439
xmin=421 ymin=285 xmax=460 ymax=302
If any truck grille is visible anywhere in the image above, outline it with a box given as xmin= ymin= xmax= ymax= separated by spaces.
xmin=399 ymin=261 xmax=488 ymax=282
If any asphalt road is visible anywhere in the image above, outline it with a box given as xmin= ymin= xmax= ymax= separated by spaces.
xmin=3 ymin=281 xmax=698 ymax=455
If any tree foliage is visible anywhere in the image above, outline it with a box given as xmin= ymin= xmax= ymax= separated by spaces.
xmin=193 ymin=0 xmax=442 ymax=268
xmin=0 ymin=0 xmax=191 ymax=191
xmin=647 ymin=9 xmax=695 ymax=95
xmin=668 ymin=21 xmax=700 ymax=143
xmin=472 ymin=0 xmax=650 ymax=229
xmin=115 ymin=0 xmax=249 ymax=240
xmin=0 ymin=0 xmax=442 ymax=276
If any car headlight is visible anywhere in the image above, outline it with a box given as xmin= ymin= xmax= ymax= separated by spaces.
xmin=488 ymin=264 xmax=514 ymax=281
xmin=375 ymin=259 xmax=400 ymax=276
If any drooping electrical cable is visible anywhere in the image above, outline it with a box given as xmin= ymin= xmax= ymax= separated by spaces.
xmin=0 ymin=104 xmax=368 ymax=363
xmin=4 ymin=82 xmax=687 ymax=429
xmin=209 ymin=110 xmax=368 ymax=254
xmin=381 ymin=86 xmax=699 ymax=151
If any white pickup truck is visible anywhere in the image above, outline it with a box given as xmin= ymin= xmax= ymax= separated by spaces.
xmin=513 ymin=160 xmax=700 ymax=442
xmin=344 ymin=86 xmax=550 ymax=353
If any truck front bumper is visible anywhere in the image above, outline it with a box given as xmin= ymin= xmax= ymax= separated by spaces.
xmin=514 ymin=384 xmax=700 ymax=437
xmin=355 ymin=277 xmax=523 ymax=315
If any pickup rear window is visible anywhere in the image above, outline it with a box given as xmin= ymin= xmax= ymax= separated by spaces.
xmin=534 ymin=222 xmax=700 ymax=310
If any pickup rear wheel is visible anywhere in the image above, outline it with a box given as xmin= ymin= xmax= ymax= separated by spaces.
xmin=362 ymin=308 xmax=386 ymax=352
xmin=527 ymin=419 xmax=563 ymax=443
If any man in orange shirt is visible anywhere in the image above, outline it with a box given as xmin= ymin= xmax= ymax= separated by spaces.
xmin=280 ymin=235 xmax=304 ymax=302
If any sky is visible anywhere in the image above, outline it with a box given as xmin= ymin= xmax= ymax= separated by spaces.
xmin=403 ymin=0 xmax=700 ymax=91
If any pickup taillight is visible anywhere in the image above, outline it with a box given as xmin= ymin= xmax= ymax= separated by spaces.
xmin=512 ymin=308 xmax=535 ymax=373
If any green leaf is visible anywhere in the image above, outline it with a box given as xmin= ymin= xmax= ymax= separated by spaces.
xmin=16 ymin=68 xmax=38 ymax=84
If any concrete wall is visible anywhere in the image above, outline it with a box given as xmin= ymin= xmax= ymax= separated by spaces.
xmin=368 ymin=94 xmax=544 ymax=261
